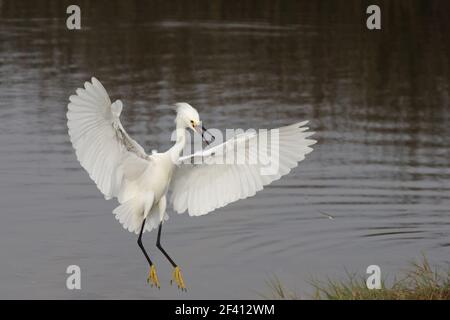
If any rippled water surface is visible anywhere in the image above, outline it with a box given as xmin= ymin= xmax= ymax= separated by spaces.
xmin=0 ymin=1 xmax=449 ymax=298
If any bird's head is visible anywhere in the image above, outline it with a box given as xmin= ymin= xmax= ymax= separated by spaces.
xmin=174 ymin=102 xmax=215 ymax=145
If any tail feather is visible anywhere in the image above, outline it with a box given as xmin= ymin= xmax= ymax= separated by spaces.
xmin=113 ymin=199 xmax=143 ymax=234
xmin=144 ymin=206 xmax=169 ymax=232
xmin=113 ymin=192 xmax=167 ymax=234
xmin=113 ymin=192 xmax=158 ymax=234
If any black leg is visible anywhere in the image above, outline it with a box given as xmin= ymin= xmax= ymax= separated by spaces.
xmin=137 ymin=218 xmax=153 ymax=266
xmin=157 ymin=222 xmax=186 ymax=290
xmin=156 ymin=222 xmax=177 ymax=267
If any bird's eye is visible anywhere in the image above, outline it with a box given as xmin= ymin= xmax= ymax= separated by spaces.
xmin=190 ymin=120 xmax=195 ymax=125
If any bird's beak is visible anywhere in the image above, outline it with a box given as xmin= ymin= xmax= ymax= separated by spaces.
xmin=195 ymin=124 xmax=215 ymax=146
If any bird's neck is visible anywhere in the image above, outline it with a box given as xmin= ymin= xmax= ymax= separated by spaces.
xmin=169 ymin=126 xmax=186 ymax=161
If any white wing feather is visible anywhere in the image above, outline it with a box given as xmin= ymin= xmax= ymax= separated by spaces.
xmin=67 ymin=77 xmax=149 ymax=200
xmin=170 ymin=122 xmax=316 ymax=216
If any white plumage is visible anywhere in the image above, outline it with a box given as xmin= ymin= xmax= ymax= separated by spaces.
xmin=171 ymin=123 xmax=315 ymax=216
xmin=67 ymin=77 xmax=316 ymax=234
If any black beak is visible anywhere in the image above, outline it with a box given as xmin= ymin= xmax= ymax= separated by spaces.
xmin=201 ymin=126 xmax=215 ymax=146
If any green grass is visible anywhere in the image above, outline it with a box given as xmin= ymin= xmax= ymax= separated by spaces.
xmin=263 ymin=257 xmax=450 ymax=300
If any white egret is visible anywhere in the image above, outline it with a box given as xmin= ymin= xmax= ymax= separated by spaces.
xmin=67 ymin=77 xmax=316 ymax=290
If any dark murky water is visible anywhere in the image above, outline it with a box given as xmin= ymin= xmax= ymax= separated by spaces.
xmin=0 ymin=1 xmax=449 ymax=298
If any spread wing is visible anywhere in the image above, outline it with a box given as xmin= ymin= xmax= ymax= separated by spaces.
xmin=67 ymin=77 xmax=149 ymax=200
xmin=170 ymin=121 xmax=316 ymax=216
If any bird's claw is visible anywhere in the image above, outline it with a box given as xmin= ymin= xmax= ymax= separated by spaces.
xmin=171 ymin=266 xmax=187 ymax=291
xmin=147 ymin=265 xmax=160 ymax=289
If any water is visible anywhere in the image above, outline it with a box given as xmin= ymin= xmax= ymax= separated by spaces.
xmin=0 ymin=0 xmax=449 ymax=299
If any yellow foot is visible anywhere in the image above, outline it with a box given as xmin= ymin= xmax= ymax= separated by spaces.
xmin=146 ymin=265 xmax=160 ymax=289
xmin=170 ymin=266 xmax=187 ymax=291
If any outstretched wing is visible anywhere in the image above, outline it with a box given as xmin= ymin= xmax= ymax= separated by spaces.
xmin=67 ymin=77 xmax=149 ymax=200
xmin=170 ymin=122 xmax=316 ymax=216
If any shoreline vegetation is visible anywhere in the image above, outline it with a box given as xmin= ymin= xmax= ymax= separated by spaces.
xmin=262 ymin=257 xmax=450 ymax=300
